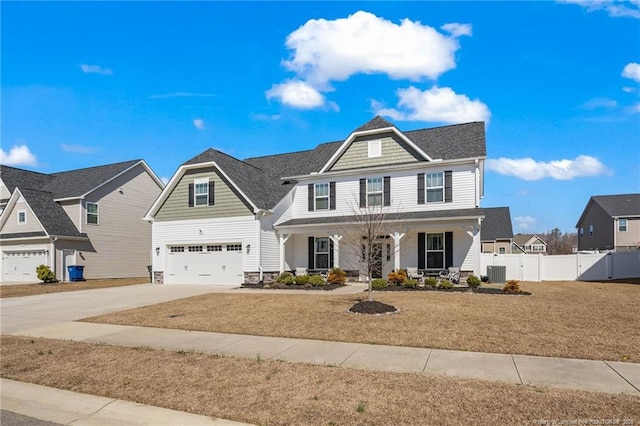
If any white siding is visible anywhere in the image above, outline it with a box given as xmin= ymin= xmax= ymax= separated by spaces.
xmin=259 ymin=189 xmax=294 ymax=271
xmin=59 ymin=201 xmax=81 ymax=231
xmin=1 ymin=195 xmax=44 ymax=234
xmin=152 ymin=215 xmax=259 ymax=273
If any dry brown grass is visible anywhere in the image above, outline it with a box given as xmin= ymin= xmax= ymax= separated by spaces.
xmin=2 ymin=335 xmax=638 ymax=426
xmin=0 ymin=277 xmax=148 ymax=299
xmin=84 ymin=281 xmax=640 ymax=362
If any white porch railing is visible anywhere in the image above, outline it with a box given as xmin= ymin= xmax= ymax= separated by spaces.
xmin=480 ymin=251 xmax=640 ymax=282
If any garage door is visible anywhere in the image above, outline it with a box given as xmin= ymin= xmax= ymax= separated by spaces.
xmin=165 ymin=243 xmax=243 ymax=285
xmin=2 ymin=250 xmax=47 ymax=283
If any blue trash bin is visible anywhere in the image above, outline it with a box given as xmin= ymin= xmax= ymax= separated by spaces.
xmin=67 ymin=265 xmax=85 ymax=282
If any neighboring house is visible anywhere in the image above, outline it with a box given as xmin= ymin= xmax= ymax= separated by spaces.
xmin=480 ymin=207 xmax=514 ymax=254
xmin=512 ymin=234 xmax=547 ymax=254
xmin=576 ymin=193 xmax=640 ymax=252
xmin=146 ymin=116 xmax=512 ymax=285
xmin=0 ymin=160 xmax=164 ymax=282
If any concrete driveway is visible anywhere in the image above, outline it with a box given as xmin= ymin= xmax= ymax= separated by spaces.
xmin=0 ymin=284 xmax=231 ymax=334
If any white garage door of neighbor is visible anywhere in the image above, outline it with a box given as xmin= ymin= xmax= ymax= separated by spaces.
xmin=2 ymin=250 xmax=47 ymax=283
xmin=166 ymin=243 xmax=243 ymax=285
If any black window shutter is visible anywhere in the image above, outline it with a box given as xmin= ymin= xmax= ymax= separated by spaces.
xmin=329 ymin=239 xmax=334 ymax=268
xmin=418 ymin=232 xmax=425 ymax=270
xmin=188 ymin=183 xmax=194 ymax=207
xmin=208 ymin=182 xmax=215 ymax=206
xmin=445 ymin=171 xmax=453 ymax=203
xmin=308 ymin=237 xmax=315 ymax=269
xmin=308 ymin=184 xmax=314 ymax=211
xmin=329 ymin=182 xmax=336 ymax=210
xmin=417 ymin=173 xmax=425 ymax=205
xmin=445 ymin=232 xmax=453 ymax=268
xmin=359 ymin=178 xmax=366 ymax=208
xmin=383 ymin=176 xmax=391 ymax=206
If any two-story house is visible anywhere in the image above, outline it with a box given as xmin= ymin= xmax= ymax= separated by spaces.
xmin=480 ymin=207 xmax=514 ymax=254
xmin=576 ymin=193 xmax=640 ymax=252
xmin=145 ymin=116 xmax=508 ymax=285
xmin=0 ymin=161 xmax=164 ymax=282
xmin=512 ymin=234 xmax=547 ymax=254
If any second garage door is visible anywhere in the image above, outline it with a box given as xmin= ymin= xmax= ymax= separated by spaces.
xmin=165 ymin=243 xmax=243 ymax=285
xmin=2 ymin=250 xmax=47 ymax=283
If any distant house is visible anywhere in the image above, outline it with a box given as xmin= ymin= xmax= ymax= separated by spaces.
xmin=480 ymin=207 xmax=514 ymax=254
xmin=576 ymin=193 xmax=640 ymax=252
xmin=512 ymin=234 xmax=547 ymax=254
xmin=0 ymin=161 xmax=164 ymax=282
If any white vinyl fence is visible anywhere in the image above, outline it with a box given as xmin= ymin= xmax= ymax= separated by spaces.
xmin=480 ymin=251 xmax=640 ymax=282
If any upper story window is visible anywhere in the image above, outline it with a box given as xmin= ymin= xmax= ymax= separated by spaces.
xmin=589 ymin=225 xmax=593 ymax=237
xmin=86 ymin=203 xmax=99 ymax=225
xmin=426 ymin=172 xmax=444 ymax=203
xmin=17 ymin=210 xmax=26 ymax=225
xmin=194 ymin=178 xmax=209 ymax=206
xmin=367 ymin=178 xmax=383 ymax=206
xmin=368 ymin=139 xmax=381 ymax=158
xmin=618 ymin=219 xmax=627 ymax=232
xmin=315 ymin=183 xmax=329 ymax=210
xmin=499 ymin=247 xmax=506 ymax=254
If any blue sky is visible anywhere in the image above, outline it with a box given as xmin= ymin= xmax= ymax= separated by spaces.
xmin=2 ymin=1 xmax=639 ymax=234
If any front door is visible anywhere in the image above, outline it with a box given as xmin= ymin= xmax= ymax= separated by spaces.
xmin=371 ymin=243 xmax=383 ymax=278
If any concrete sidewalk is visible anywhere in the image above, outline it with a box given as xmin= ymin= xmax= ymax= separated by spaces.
xmin=0 ymin=378 xmax=250 ymax=425
xmin=9 ymin=320 xmax=640 ymax=396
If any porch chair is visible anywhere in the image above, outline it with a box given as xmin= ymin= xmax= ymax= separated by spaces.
xmin=406 ymin=267 xmax=424 ymax=283
xmin=439 ymin=267 xmax=460 ymax=285
xmin=295 ymin=267 xmax=308 ymax=276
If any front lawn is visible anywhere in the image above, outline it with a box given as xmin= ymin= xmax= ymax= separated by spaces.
xmin=0 ymin=278 xmax=149 ymax=299
xmin=83 ymin=280 xmax=640 ymax=362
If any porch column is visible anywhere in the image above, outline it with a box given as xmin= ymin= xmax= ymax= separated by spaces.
xmin=279 ymin=234 xmax=291 ymax=273
xmin=330 ymin=234 xmax=343 ymax=268
xmin=389 ymin=232 xmax=405 ymax=271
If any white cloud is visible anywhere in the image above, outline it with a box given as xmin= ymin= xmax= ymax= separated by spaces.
xmin=514 ymin=216 xmax=537 ymax=233
xmin=486 ymin=155 xmax=609 ymax=180
xmin=630 ymin=102 xmax=640 ymax=113
xmin=265 ymin=80 xmax=326 ymax=109
xmin=0 ymin=144 xmax=37 ymax=166
xmin=622 ymin=62 xmax=640 ymax=82
xmin=579 ymin=97 xmax=618 ymax=109
xmin=193 ymin=119 xmax=205 ymax=130
xmin=250 ymin=113 xmax=281 ymax=121
xmin=441 ymin=23 xmax=472 ymax=37
xmin=622 ymin=86 xmax=636 ymax=93
xmin=80 ymin=64 xmax=113 ymax=75
xmin=149 ymin=92 xmax=217 ymax=99
xmin=282 ymin=11 xmax=468 ymax=86
xmin=60 ymin=143 xmax=98 ymax=154
xmin=374 ymin=86 xmax=491 ymax=124
xmin=559 ymin=0 xmax=640 ymax=19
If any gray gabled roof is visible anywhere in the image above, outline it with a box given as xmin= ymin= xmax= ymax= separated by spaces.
xmin=480 ymin=207 xmax=514 ymax=241
xmin=591 ymin=194 xmax=640 ymax=217
xmin=19 ymin=188 xmax=86 ymax=238
xmin=181 ymin=118 xmax=487 ymax=210
xmin=0 ymin=166 xmax=54 ymax=193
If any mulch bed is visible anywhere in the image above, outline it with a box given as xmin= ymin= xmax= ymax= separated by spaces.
xmin=377 ymin=286 xmax=532 ymax=295
xmin=241 ymin=282 xmax=345 ymax=291
xmin=349 ymin=300 xmax=399 ymax=315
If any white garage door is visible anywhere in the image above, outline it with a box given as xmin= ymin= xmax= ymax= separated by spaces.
xmin=2 ymin=250 xmax=47 ymax=283
xmin=165 ymin=243 xmax=243 ymax=285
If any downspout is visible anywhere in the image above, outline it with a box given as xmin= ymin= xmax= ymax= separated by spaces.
xmin=51 ymin=237 xmax=58 ymax=279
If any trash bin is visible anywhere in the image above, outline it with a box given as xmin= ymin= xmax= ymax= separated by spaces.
xmin=67 ymin=265 xmax=85 ymax=282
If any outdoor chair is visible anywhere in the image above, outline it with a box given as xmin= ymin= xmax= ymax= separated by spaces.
xmin=406 ymin=267 xmax=424 ymax=283
xmin=439 ymin=267 xmax=460 ymax=284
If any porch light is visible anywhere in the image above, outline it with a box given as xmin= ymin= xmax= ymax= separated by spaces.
xmin=246 ymin=244 xmax=251 ymax=254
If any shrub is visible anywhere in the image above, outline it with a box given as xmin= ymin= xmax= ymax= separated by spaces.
xmin=403 ymin=279 xmax=418 ymax=288
xmin=276 ymin=271 xmax=294 ymax=285
xmin=371 ymin=278 xmax=388 ymax=289
xmin=466 ymin=274 xmax=481 ymax=289
xmin=503 ymin=280 xmax=521 ymax=294
xmin=387 ymin=269 xmax=407 ymax=286
xmin=36 ymin=264 xmax=56 ymax=283
xmin=294 ymin=274 xmax=311 ymax=285
xmin=425 ymin=277 xmax=438 ymax=288
xmin=308 ymin=275 xmax=325 ymax=286
xmin=438 ymin=279 xmax=453 ymax=289
xmin=327 ymin=267 xmax=347 ymax=285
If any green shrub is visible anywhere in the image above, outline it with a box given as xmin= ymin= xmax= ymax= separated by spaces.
xmin=503 ymin=280 xmax=521 ymax=294
xmin=403 ymin=279 xmax=418 ymax=288
xmin=466 ymin=274 xmax=481 ymax=289
xmin=327 ymin=267 xmax=347 ymax=285
xmin=425 ymin=277 xmax=438 ymax=288
xmin=36 ymin=264 xmax=56 ymax=283
xmin=294 ymin=274 xmax=311 ymax=285
xmin=308 ymin=275 xmax=325 ymax=286
xmin=387 ymin=269 xmax=407 ymax=286
xmin=276 ymin=271 xmax=294 ymax=285
xmin=438 ymin=279 xmax=453 ymax=289
xmin=371 ymin=278 xmax=388 ymax=289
